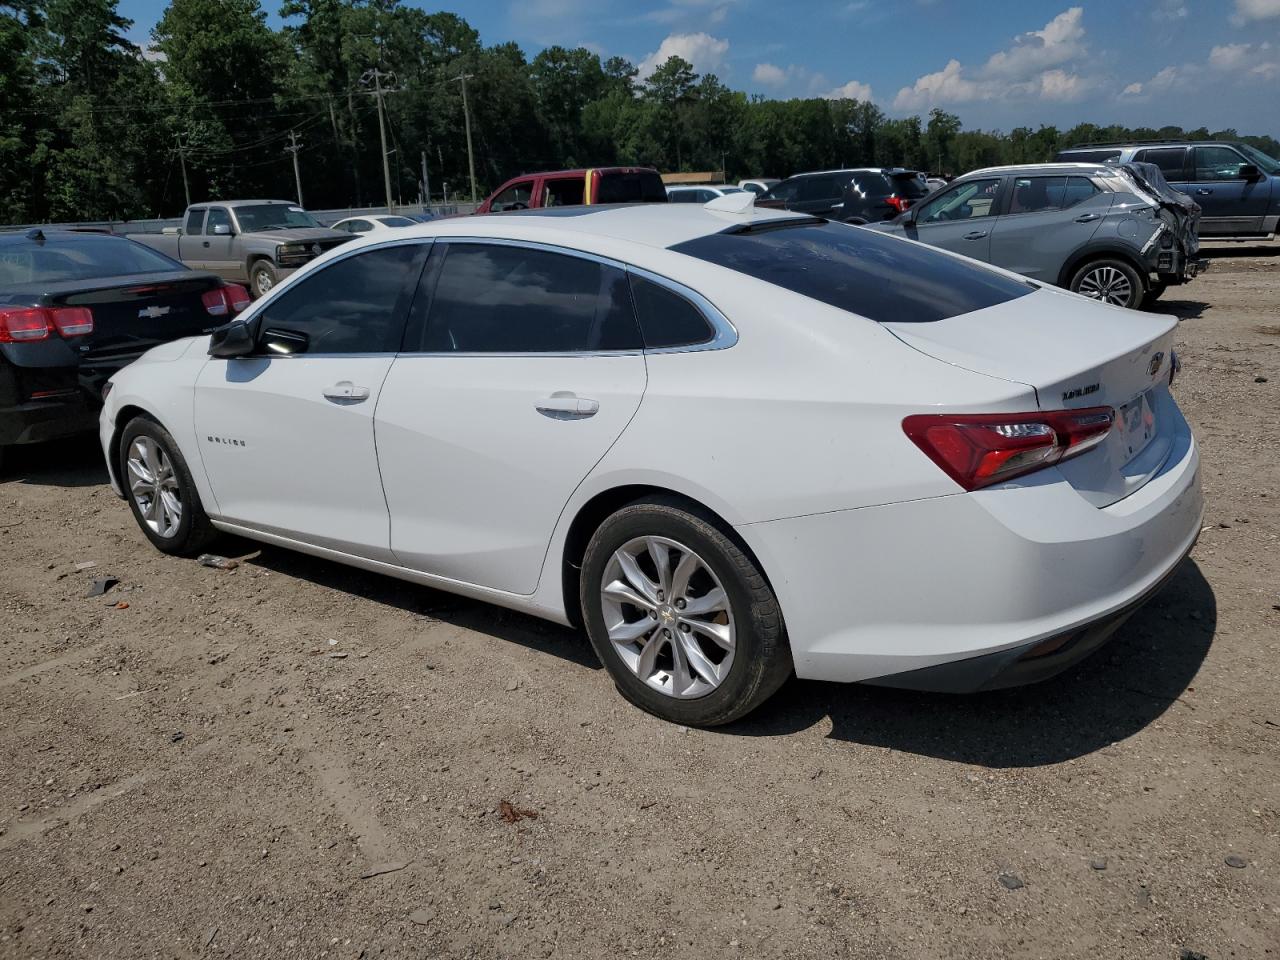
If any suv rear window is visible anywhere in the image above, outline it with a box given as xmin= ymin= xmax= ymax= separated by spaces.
xmin=669 ymin=221 xmax=1033 ymax=324
xmin=596 ymin=171 xmax=667 ymax=203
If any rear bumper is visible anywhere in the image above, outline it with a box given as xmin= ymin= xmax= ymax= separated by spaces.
xmin=738 ymin=404 xmax=1203 ymax=687
xmin=1 ymin=394 xmax=99 ymax=447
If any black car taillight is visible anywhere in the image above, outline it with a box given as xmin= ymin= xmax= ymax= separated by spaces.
xmin=0 ymin=305 xmax=94 ymax=343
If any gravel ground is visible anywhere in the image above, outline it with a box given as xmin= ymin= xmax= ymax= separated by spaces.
xmin=1 ymin=245 xmax=1277 ymax=960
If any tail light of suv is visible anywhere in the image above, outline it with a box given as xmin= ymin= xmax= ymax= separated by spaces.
xmin=0 ymin=305 xmax=94 ymax=343
xmin=885 ymin=196 xmax=912 ymax=214
xmin=903 ymin=407 xmax=1115 ymax=491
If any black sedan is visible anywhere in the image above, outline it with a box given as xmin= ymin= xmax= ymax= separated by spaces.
xmin=0 ymin=229 xmax=249 ymax=471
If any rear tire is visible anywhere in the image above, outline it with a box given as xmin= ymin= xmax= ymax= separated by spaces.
xmin=1144 ymin=281 xmax=1168 ymax=305
xmin=1069 ymin=258 xmax=1145 ymax=310
xmin=118 ymin=416 xmax=216 ymax=556
xmin=579 ymin=497 xmax=792 ymax=727
xmin=249 ymin=260 xmax=278 ymax=299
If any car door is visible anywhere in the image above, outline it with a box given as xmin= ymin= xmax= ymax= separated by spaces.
xmin=987 ymin=175 xmax=1108 ymax=281
xmin=375 ymin=239 xmax=647 ymax=595
xmin=193 ymin=240 xmax=427 ymax=561
xmin=201 ymin=207 xmax=240 ymax=280
xmin=1190 ymin=145 xmax=1268 ymax=235
xmin=180 ymin=207 xmax=208 ymax=269
xmin=905 ymin=177 xmax=1002 ymax=261
xmin=792 ymin=174 xmax=846 ymax=217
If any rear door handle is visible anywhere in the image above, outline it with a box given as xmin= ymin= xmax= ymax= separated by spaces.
xmin=963 ymin=231 xmax=988 ymax=240
xmin=536 ymin=394 xmax=599 ymax=420
xmin=202 ymin=241 xmax=210 ymax=247
xmin=1073 ymin=213 xmax=1101 ymax=223
xmin=1195 ymin=188 xmax=1213 ymax=195
xmin=322 ymin=381 xmax=371 ymax=403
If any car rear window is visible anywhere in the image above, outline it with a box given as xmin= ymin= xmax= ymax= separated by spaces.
xmin=669 ymin=220 xmax=1034 ymax=324
xmin=0 ymin=236 xmax=183 ymax=289
xmin=596 ymin=171 xmax=667 ymax=203
xmin=860 ymin=172 xmax=928 ymax=199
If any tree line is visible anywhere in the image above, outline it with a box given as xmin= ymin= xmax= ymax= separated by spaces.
xmin=3 ymin=0 xmax=1278 ymax=224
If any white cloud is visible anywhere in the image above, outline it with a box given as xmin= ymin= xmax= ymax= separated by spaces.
xmin=1209 ymin=41 xmax=1277 ymax=78
xmin=1119 ymin=65 xmax=1185 ymax=98
xmin=637 ymin=32 xmax=729 ymax=78
xmin=752 ymin=62 xmax=787 ymax=87
xmin=1122 ymin=81 xmax=1144 ymax=96
xmin=892 ymin=7 xmax=1096 ymax=110
xmin=1232 ymin=0 xmax=1280 ymax=23
xmin=1152 ymin=0 xmax=1188 ymax=20
xmin=823 ymin=79 xmax=874 ymax=102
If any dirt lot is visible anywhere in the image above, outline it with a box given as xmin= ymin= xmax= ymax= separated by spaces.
xmin=1 ymin=246 xmax=1278 ymax=960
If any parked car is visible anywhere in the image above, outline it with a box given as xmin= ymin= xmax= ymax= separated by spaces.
xmin=133 ymin=200 xmax=352 ymax=298
xmin=925 ymin=176 xmax=949 ymax=193
xmin=100 ymin=204 xmax=1201 ymax=726
xmin=1054 ymin=140 xmax=1280 ymax=240
xmin=476 ymin=168 xmax=667 ymax=213
xmin=737 ymin=178 xmax=780 ymax=196
xmin=870 ymin=162 xmax=1205 ymax=309
xmin=330 ymin=215 xmax=421 ymax=234
xmin=1 ymin=229 xmax=248 ymax=471
xmin=761 ymin=168 xmax=929 ymax=223
xmin=666 ymin=185 xmax=746 ymax=203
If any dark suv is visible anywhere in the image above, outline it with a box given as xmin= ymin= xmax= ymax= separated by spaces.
xmin=1055 ymin=140 xmax=1280 ymax=240
xmin=761 ymin=168 xmax=929 ymax=223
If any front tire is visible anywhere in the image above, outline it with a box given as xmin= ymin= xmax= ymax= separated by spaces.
xmin=249 ymin=260 xmax=278 ymax=299
xmin=1069 ymin=258 xmax=1145 ymax=309
xmin=580 ymin=497 xmax=791 ymax=726
xmin=118 ymin=416 xmax=216 ymax=555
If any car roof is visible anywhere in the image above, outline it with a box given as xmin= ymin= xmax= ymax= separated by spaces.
xmin=0 ymin=228 xmax=129 ymax=245
xmin=1062 ymin=141 xmax=1234 ymax=150
xmin=347 ymin=203 xmax=810 ymax=254
xmin=193 ymin=199 xmax=299 ymax=209
xmin=786 ymin=167 xmax=905 ymax=178
xmin=964 ymin=162 xmax=1120 ymax=177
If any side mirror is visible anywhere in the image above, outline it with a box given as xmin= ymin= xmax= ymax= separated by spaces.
xmin=208 ymin=320 xmax=255 ymax=359
xmin=1238 ymin=163 xmax=1260 ymax=180
xmin=211 ymin=223 xmax=232 ymax=236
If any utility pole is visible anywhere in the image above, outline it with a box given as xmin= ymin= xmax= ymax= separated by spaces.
xmin=361 ymin=67 xmax=398 ymax=211
xmin=453 ymin=72 xmax=477 ymax=203
xmin=286 ymin=130 xmax=304 ymax=207
xmin=420 ymin=150 xmax=430 ymax=206
xmin=175 ymin=134 xmax=190 ymax=208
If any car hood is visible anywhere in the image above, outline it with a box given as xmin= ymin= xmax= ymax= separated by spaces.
xmin=239 ymin=227 xmax=351 ymax=243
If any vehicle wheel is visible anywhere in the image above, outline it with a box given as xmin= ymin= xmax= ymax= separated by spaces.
xmin=249 ymin=260 xmax=278 ymax=299
xmin=1069 ymin=259 xmax=1145 ymax=309
xmin=579 ymin=497 xmax=792 ymax=726
xmin=1144 ymin=281 xmax=1168 ymax=305
xmin=118 ymin=416 xmax=216 ymax=556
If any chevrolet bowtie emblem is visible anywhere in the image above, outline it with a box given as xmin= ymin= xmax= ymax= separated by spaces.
xmin=138 ymin=305 xmax=170 ymax=319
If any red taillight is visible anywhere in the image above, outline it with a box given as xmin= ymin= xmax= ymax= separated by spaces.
xmin=0 ymin=305 xmax=93 ymax=342
xmin=885 ymin=195 xmax=911 ymax=213
xmin=202 ymin=284 xmax=252 ymax=317
xmin=902 ymin=407 xmax=1115 ymax=491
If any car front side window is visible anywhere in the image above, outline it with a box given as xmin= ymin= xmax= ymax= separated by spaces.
xmin=254 ymin=244 xmax=423 ymax=355
xmin=416 ymin=243 xmax=641 ymax=354
xmin=491 ymin=181 xmax=534 ymax=211
xmin=917 ymin=178 xmax=1000 ymax=223
xmin=1194 ymin=146 xmax=1248 ymax=181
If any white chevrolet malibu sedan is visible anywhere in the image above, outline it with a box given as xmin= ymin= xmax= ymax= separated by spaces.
xmin=100 ymin=199 xmax=1203 ymax=726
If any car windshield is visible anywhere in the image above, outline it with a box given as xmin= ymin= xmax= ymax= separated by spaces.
xmin=0 ymin=235 xmax=183 ymax=289
xmin=670 ymin=220 xmax=1034 ymax=324
xmin=1237 ymin=143 xmax=1280 ymax=175
xmin=234 ymin=204 xmax=323 ymax=232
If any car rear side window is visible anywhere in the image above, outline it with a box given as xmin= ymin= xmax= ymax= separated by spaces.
xmin=1061 ymin=176 xmax=1099 ymax=208
xmin=256 ymin=244 xmax=422 ymax=354
xmin=545 ymin=178 xmax=585 ymax=206
xmin=797 ymin=175 xmax=842 ymax=202
xmin=670 ymin=221 xmax=1033 ymax=324
xmin=419 ymin=243 xmax=641 ymax=353
xmin=1133 ymin=148 xmax=1187 ymax=178
xmin=629 ymin=275 xmax=714 ymax=348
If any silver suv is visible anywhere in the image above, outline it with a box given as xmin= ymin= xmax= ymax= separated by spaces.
xmin=869 ymin=162 xmax=1203 ymax=309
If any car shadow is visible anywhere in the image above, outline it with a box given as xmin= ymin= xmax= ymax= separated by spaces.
xmin=1152 ymin=298 xmax=1210 ymax=321
xmin=723 ymin=559 xmax=1215 ymax=768
xmin=4 ymin=435 xmax=108 ymax=488
xmin=242 ymin=542 xmax=602 ymax=671
xmin=1201 ymin=243 xmax=1280 ymax=260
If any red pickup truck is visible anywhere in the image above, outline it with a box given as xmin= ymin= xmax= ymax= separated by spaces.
xmin=476 ymin=167 xmax=667 ymax=213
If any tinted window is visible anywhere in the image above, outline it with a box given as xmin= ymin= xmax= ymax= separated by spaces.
xmin=670 ymin=221 xmax=1033 ymax=324
xmin=257 ymin=244 xmax=420 ymax=354
xmin=379 ymin=216 xmax=416 ymax=227
xmin=917 ymin=178 xmax=1000 ymax=222
xmin=596 ymin=171 xmax=667 ymax=203
xmin=1057 ymin=149 xmax=1121 ymax=163
xmin=668 ymin=190 xmax=700 ymax=203
xmin=420 ymin=244 xmax=640 ymax=353
xmin=347 ymin=219 xmax=373 ymax=232
xmin=1009 ymin=176 xmax=1067 ymax=214
xmin=1133 ymin=148 xmax=1187 ymax=178
xmin=184 ymin=208 xmax=205 ymax=235
xmin=1193 ymin=146 xmax=1247 ymax=180
xmin=797 ymin=175 xmax=842 ymax=202
xmin=1061 ymin=176 xmax=1099 ymax=208
xmin=0 ymin=236 xmax=183 ymax=289
xmin=765 ymin=180 xmax=800 ymax=202
xmin=629 ymin=275 xmax=714 ymax=349
xmin=546 ymin=178 xmax=585 ymax=206
xmin=890 ymin=173 xmax=929 ymax=199
xmin=206 ymin=208 xmax=232 ymax=233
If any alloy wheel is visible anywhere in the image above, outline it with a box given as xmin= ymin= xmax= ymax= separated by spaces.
xmin=599 ymin=536 xmax=735 ymax=699
xmin=127 ymin=436 xmax=183 ymax=538
xmin=1077 ymin=266 xmax=1133 ymax=307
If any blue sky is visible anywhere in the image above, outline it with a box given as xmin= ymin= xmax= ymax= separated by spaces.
xmin=119 ymin=0 xmax=1280 ymax=134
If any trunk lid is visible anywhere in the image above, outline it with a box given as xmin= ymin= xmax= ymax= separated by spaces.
xmin=40 ymin=270 xmax=226 ymax=395
xmin=885 ymin=286 xmax=1179 ymax=507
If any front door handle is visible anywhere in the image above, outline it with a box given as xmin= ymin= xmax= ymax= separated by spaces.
xmin=1195 ymin=188 xmax=1213 ymax=195
xmin=202 ymin=241 xmax=210 ymax=247
xmin=1073 ymin=213 xmax=1101 ymax=223
xmin=536 ymin=394 xmax=599 ymax=420
xmin=322 ymin=381 xmax=371 ymax=403
xmin=963 ymin=230 xmax=988 ymax=240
